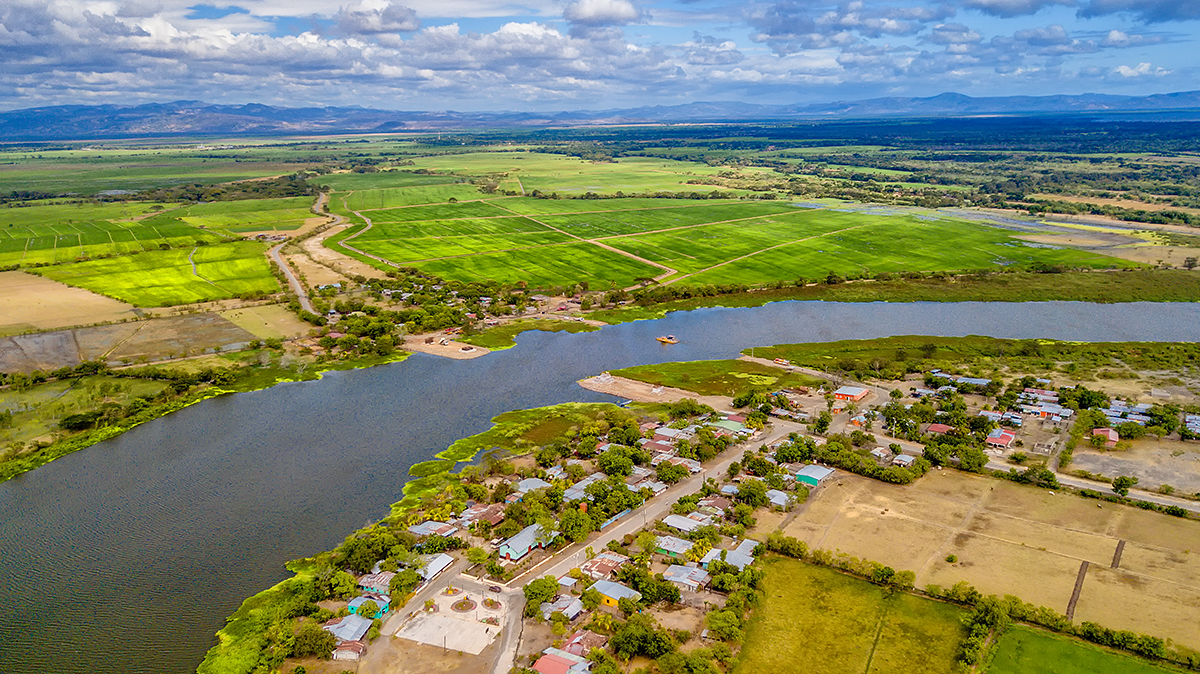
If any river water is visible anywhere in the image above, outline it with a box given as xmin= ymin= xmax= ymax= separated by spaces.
xmin=1 ymin=300 xmax=1199 ymax=674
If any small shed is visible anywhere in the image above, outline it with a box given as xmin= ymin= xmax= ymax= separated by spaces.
xmin=892 ymin=455 xmax=916 ymax=468
xmin=663 ymin=564 xmax=710 ymax=592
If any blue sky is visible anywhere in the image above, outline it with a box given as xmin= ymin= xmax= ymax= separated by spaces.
xmin=0 ymin=0 xmax=1195 ymax=110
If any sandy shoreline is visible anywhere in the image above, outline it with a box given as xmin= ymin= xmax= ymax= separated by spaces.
xmin=402 ymin=335 xmax=490 ymax=359
xmin=577 ymin=373 xmax=729 ymax=409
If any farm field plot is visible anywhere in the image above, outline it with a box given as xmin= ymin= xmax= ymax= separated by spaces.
xmin=404 ymin=152 xmax=728 ymax=194
xmin=317 ymin=171 xmax=463 ymax=192
xmin=491 ymin=197 xmax=738 ymax=216
xmin=737 ymin=558 xmax=966 ymax=674
xmin=360 ymin=200 xmax=512 ymax=222
xmin=410 ymin=242 xmax=660 ymax=288
xmin=340 ymin=184 xmax=485 ymax=210
xmin=36 ymin=241 xmax=277 ymax=306
xmin=991 ymin=626 xmax=1178 ymax=674
xmin=781 ymin=470 xmax=1200 ymax=651
xmin=356 ymin=232 xmax=571 ymax=262
xmin=533 ymin=201 xmax=797 ymax=237
xmin=0 ymin=271 xmax=137 ymax=335
xmin=0 ymin=202 xmax=225 ymax=266
xmin=175 ymin=197 xmax=315 ymax=233
xmin=676 ymin=214 xmax=1130 ymax=284
xmin=0 ymin=157 xmax=305 ymax=195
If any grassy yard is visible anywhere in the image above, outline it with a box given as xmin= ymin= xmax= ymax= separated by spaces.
xmin=36 ymin=240 xmax=278 ymax=306
xmin=609 ymin=359 xmax=824 ymax=396
xmin=737 ymin=557 xmax=966 ymax=674
xmin=991 ymin=626 xmax=1180 ymax=674
xmin=458 ymin=318 xmax=599 ymax=350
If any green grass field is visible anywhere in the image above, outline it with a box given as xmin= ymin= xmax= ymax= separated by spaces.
xmin=991 ymin=626 xmax=1178 ymax=674
xmin=321 ymin=185 xmax=1133 ymax=289
xmin=175 ymin=197 xmax=315 ymax=233
xmin=0 ymin=202 xmax=235 ymax=266
xmin=609 ymin=359 xmax=823 ymax=396
xmin=36 ymin=240 xmax=278 ymax=306
xmin=737 ymin=558 xmax=966 ymax=674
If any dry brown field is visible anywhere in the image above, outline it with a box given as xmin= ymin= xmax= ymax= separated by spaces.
xmin=219 ymin=304 xmax=311 ymax=340
xmin=0 ymin=271 xmax=139 ymax=335
xmin=1073 ymin=439 xmax=1200 ymax=494
xmin=782 ymin=470 xmax=1200 ymax=650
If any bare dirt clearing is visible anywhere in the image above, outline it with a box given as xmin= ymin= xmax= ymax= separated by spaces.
xmin=1073 ymin=440 xmax=1200 ymax=494
xmin=0 ymin=271 xmax=140 ymax=335
xmin=780 ymin=470 xmax=1200 ymax=649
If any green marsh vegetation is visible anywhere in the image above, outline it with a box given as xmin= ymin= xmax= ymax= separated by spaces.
xmin=610 ymin=359 xmax=824 ymax=397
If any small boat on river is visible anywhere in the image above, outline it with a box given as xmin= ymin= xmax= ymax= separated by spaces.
xmin=656 ymin=335 xmax=679 ymax=344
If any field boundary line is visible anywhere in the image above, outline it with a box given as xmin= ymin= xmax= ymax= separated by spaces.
xmin=188 ymin=247 xmax=224 ymax=290
xmin=1066 ymin=561 xmax=1090 ymax=619
xmin=861 ymin=607 xmax=890 ymax=674
xmin=1111 ymin=540 xmax=1126 ymax=569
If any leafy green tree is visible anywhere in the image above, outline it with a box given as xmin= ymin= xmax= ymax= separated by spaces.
xmin=598 ymin=447 xmax=634 ymax=477
xmin=1113 ymin=475 xmax=1139 ymax=496
xmin=656 ymin=462 xmax=688 ymax=484
xmin=735 ymin=479 xmax=768 ymax=508
xmin=523 ymin=576 xmax=559 ymax=617
xmin=956 ymin=446 xmax=988 ymax=473
xmin=812 ymin=411 xmax=831 ymax=435
xmin=705 ymin=609 xmax=743 ymax=642
xmin=292 ymin=621 xmax=337 ymax=658
xmin=355 ymin=599 xmax=380 ymax=619
xmin=559 ymin=508 xmax=595 ymax=543
xmin=466 ymin=547 xmax=490 ymax=565
xmin=388 ymin=568 xmax=421 ymax=598
xmin=330 ymin=570 xmax=358 ymax=599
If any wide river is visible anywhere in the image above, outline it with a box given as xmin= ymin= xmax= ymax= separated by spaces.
xmin=2 ymin=300 xmax=1199 ymax=674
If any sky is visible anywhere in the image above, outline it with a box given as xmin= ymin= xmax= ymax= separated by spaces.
xmin=0 ymin=0 xmax=1197 ymax=111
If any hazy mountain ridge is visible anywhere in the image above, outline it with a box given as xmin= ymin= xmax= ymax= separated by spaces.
xmin=4 ymin=91 xmax=1200 ymax=140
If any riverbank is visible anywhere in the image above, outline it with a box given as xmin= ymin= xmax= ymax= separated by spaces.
xmin=198 ymin=400 xmax=638 ymax=674
xmin=585 ymin=269 xmax=1200 ymax=324
xmin=0 ymin=349 xmax=410 ymax=484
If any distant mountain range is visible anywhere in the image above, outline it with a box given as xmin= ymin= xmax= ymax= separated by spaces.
xmin=3 ymin=90 xmax=1200 ymax=141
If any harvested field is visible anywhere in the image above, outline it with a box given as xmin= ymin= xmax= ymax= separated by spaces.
xmin=0 ymin=313 xmax=256 ymax=372
xmin=923 ymin=532 xmax=1083 ymax=610
xmin=0 ymin=271 xmax=140 ymax=335
xmin=1073 ymin=565 xmax=1200 ymax=649
xmin=779 ymin=470 xmax=1200 ymax=650
xmin=219 ymin=305 xmax=311 ymax=340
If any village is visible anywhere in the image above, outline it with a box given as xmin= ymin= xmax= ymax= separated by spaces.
xmin=280 ymin=355 xmax=1200 ymax=674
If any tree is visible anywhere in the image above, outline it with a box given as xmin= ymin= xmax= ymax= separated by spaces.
xmin=956 ymin=446 xmax=988 ymax=473
xmin=466 ymin=547 xmax=490 ymax=565
xmin=735 ymin=478 xmax=768 ymax=508
xmin=388 ymin=568 xmax=421 ymax=597
xmin=1185 ymin=256 xmax=1198 ymax=270
xmin=597 ymin=447 xmax=634 ymax=477
xmin=329 ymin=570 xmax=358 ymax=599
xmin=355 ymin=599 xmax=380 ymax=619
xmin=656 ymin=462 xmax=688 ymax=484
xmin=523 ymin=576 xmax=559 ymax=617
xmin=1112 ymin=475 xmax=1139 ymax=496
xmin=559 ymin=508 xmax=595 ymax=543
xmin=705 ymin=609 xmax=743 ymax=642
xmin=812 ymin=411 xmax=831 ymax=435
xmin=293 ymin=621 xmax=337 ymax=658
